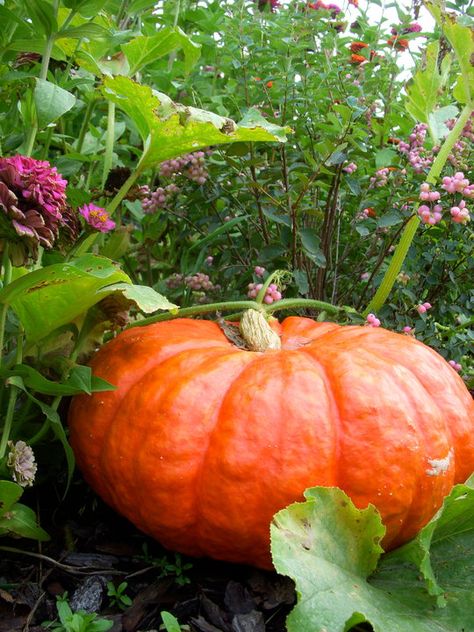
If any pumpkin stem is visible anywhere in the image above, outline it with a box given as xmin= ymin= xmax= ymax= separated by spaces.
xmin=239 ymin=309 xmax=281 ymax=352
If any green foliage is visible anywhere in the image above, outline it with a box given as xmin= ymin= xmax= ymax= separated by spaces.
xmin=0 ymin=2 xmax=471 ymax=614
xmin=0 ymin=480 xmax=50 ymax=540
xmin=271 ymin=481 xmax=474 ymax=631
xmin=102 ymin=76 xmax=290 ymax=169
xmin=137 ymin=545 xmax=193 ymax=587
xmin=160 ymin=611 xmax=188 ymax=632
xmin=42 ymin=593 xmax=113 ymax=632
xmin=106 ymin=581 xmax=132 ymax=610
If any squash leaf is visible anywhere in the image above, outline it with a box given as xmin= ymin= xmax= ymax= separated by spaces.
xmin=122 ymin=27 xmax=201 ymax=75
xmin=102 ymin=76 xmax=290 ymax=169
xmin=0 ymin=254 xmax=130 ymax=342
xmin=271 ymin=483 xmax=474 ymax=631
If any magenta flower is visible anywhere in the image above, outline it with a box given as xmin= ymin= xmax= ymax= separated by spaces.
xmin=404 ymin=23 xmax=422 ymax=33
xmin=79 ymin=204 xmax=115 ymax=233
xmin=0 ymin=155 xmax=72 ymax=264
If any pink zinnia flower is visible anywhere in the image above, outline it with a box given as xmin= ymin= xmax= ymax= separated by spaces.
xmin=79 ymin=204 xmax=115 ymax=233
xmin=0 ymin=155 xmax=71 ymax=264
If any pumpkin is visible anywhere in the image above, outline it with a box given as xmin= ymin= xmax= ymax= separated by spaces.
xmin=68 ymin=313 xmax=474 ymax=569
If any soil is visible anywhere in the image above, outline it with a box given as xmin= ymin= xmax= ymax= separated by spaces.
xmin=0 ymin=478 xmax=297 ymax=632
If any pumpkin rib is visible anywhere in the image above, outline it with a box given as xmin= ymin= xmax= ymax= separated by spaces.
xmin=193 ymin=347 xmax=338 ymax=566
xmin=183 ymin=348 xmax=262 ymax=553
xmin=98 ymin=345 xmax=249 ymax=531
xmin=300 ymin=338 xmax=454 ymax=547
xmin=69 ymin=322 xmax=234 ymax=480
xmin=350 ymin=334 xmax=462 ymax=473
xmin=296 ymin=346 xmax=343 ymax=491
xmin=346 ymin=342 xmax=454 ymax=546
xmin=191 ymin=347 xmax=272 ymax=560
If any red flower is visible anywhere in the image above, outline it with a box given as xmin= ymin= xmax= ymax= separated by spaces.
xmin=266 ymin=80 xmax=273 ymax=88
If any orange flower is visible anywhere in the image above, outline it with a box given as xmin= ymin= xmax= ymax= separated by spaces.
xmin=387 ymin=36 xmax=409 ymax=51
xmin=387 ymin=137 xmax=401 ymax=145
xmin=266 ymin=80 xmax=273 ymax=88
xmin=350 ymin=41 xmax=368 ymax=53
xmin=366 ymin=207 xmax=376 ymax=218
xmin=350 ymin=53 xmax=367 ymax=64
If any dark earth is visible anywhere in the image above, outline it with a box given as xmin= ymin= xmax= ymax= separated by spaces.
xmin=0 ymin=476 xmax=298 ymax=632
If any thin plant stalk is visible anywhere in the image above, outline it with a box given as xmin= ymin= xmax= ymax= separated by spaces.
xmin=101 ymin=101 xmax=116 ymax=189
xmin=0 ymin=327 xmax=24 ymax=460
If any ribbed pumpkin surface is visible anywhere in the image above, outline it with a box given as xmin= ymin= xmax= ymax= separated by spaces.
xmin=68 ymin=317 xmax=474 ymax=568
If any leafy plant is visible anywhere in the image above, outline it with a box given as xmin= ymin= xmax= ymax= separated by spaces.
xmin=160 ymin=610 xmax=189 ymax=632
xmin=271 ymin=477 xmax=474 ymax=631
xmin=106 ymin=580 xmax=132 ymax=610
xmin=42 ymin=593 xmax=113 ymax=632
xmin=0 ymin=480 xmax=49 ymax=540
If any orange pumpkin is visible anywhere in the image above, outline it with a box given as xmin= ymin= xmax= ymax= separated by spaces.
xmin=68 ymin=315 xmax=474 ymax=568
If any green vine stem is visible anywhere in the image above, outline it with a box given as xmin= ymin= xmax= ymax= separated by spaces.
xmin=363 ymin=103 xmax=473 ymax=317
xmin=127 ymin=297 xmax=350 ymax=330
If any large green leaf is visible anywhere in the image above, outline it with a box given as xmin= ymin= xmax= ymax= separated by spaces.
xmin=271 ymin=484 xmax=474 ymax=632
xmin=427 ymin=1 xmax=474 ymax=104
xmin=0 ymin=254 xmax=130 ymax=342
xmin=0 ymin=502 xmax=50 ymax=541
xmin=405 ymin=41 xmax=443 ymax=126
xmin=102 ymin=76 xmax=290 ymax=169
xmin=34 ymin=79 xmax=76 ymax=129
xmin=96 ymin=282 xmax=178 ymax=313
xmin=1 ymin=363 xmax=115 ymax=396
xmin=0 ymin=481 xmax=23 ymax=516
xmin=0 ymin=482 xmax=49 ymax=541
xmin=122 ymin=27 xmax=201 ymax=75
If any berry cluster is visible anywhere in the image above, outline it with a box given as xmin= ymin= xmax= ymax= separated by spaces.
xmin=365 ymin=313 xmax=381 ymax=327
xmin=343 ymin=162 xmax=358 ymax=174
xmin=441 ymin=172 xmax=474 ymax=197
xmin=166 ymin=272 xmax=219 ymax=292
xmin=416 ymin=302 xmax=432 ymax=315
xmin=247 ymin=282 xmax=283 ymax=304
xmin=417 ymin=183 xmax=442 ymax=225
xmin=254 ymin=265 xmax=266 ymax=277
xmin=369 ymin=167 xmax=390 ymax=188
xmin=141 ymin=183 xmax=179 ymax=214
xmin=159 ymin=151 xmax=210 ymax=185
xmin=448 ymin=360 xmax=462 ymax=372
xmin=445 ymin=114 xmax=473 ymax=169
xmin=398 ymin=123 xmax=435 ymax=173
xmin=417 ymin=175 xmax=472 ymax=226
